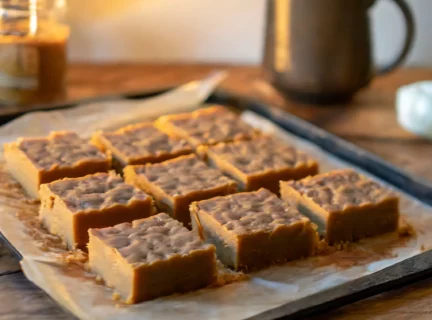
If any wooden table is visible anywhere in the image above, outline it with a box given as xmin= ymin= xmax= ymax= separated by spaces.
xmin=1 ymin=64 xmax=432 ymax=319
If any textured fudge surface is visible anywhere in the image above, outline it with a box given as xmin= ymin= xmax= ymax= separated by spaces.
xmin=195 ymin=188 xmax=308 ymax=234
xmin=286 ymin=169 xmax=397 ymax=212
xmin=17 ymin=131 xmax=107 ymax=171
xmin=99 ymin=123 xmax=192 ymax=159
xmin=206 ymin=136 xmax=316 ymax=173
xmin=131 ymin=154 xmax=236 ymax=196
xmin=46 ymin=172 xmax=149 ymax=213
xmin=90 ymin=213 xmax=212 ymax=266
xmin=158 ymin=106 xmax=257 ymax=145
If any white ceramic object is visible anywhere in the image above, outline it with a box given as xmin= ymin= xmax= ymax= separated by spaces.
xmin=396 ymin=81 xmax=432 ymax=139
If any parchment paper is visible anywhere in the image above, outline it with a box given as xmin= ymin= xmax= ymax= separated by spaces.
xmin=0 ymin=98 xmax=431 ymax=320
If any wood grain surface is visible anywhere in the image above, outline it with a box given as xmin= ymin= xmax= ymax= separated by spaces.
xmin=1 ymin=64 xmax=431 ymax=320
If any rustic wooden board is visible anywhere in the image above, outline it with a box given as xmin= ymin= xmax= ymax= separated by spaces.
xmin=0 ymin=272 xmax=74 ymax=320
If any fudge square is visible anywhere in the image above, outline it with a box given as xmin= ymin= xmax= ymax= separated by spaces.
xmin=124 ymin=154 xmax=238 ymax=227
xmin=4 ymin=131 xmax=110 ymax=198
xmin=92 ymin=122 xmax=193 ymax=171
xmin=198 ymin=136 xmax=318 ymax=194
xmin=39 ymin=172 xmax=154 ymax=250
xmin=155 ymin=105 xmax=259 ymax=147
xmin=190 ymin=188 xmax=318 ymax=271
xmin=280 ymin=169 xmax=400 ymax=244
xmin=88 ymin=212 xmax=217 ymax=303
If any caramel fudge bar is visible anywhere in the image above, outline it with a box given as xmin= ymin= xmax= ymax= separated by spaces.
xmin=88 ymin=213 xmax=217 ymax=303
xmin=4 ymin=131 xmax=110 ymax=198
xmin=198 ymin=136 xmax=318 ymax=194
xmin=92 ymin=122 xmax=193 ymax=171
xmin=155 ymin=105 xmax=259 ymax=147
xmin=190 ymin=188 xmax=318 ymax=271
xmin=280 ymin=169 xmax=399 ymax=244
xmin=39 ymin=172 xmax=154 ymax=250
xmin=124 ymin=154 xmax=237 ymax=227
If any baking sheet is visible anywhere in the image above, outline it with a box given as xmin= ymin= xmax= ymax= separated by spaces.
xmin=0 ymin=98 xmax=431 ymax=320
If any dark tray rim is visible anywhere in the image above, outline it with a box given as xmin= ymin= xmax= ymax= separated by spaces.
xmin=1 ymin=87 xmax=432 ymax=320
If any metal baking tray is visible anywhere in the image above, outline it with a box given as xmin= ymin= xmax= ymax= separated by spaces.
xmin=1 ymin=88 xmax=432 ymax=319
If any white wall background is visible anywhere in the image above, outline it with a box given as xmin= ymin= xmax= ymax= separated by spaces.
xmin=67 ymin=0 xmax=432 ymax=66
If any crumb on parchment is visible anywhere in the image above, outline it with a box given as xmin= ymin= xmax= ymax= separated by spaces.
xmin=95 ymin=275 xmax=103 ymax=284
xmin=315 ymin=238 xmax=355 ymax=255
xmin=398 ymin=217 xmax=416 ymax=238
xmin=112 ymin=292 xmax=121 ymax=301
xmin=212 ymin=260 xmax=247 ymax=287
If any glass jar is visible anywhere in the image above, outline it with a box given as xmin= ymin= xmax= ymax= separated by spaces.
xmin=0 ymin=0 xmax=69 ymax=105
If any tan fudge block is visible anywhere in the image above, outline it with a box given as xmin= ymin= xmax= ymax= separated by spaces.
xmin=4 ymin=131 xmax=110 ymax=198
xmin=124 ymin=154 xmax=237 ymax=227
xmin=190 ymin=188 xmax=318 ymax=271
xmin=39 ymin=172 xmax=153 ymax=250
xmin=88 ymin=212 xmax=217 ymax=303
xmin=280 ymin=169 xmax=400 ymax=244
xmin=198 ymin=136 xmax=318 ymax=194
xmin=92 ymin=122 xmax=193 ymax=172
xmin=155 ymin=105 xmax=259 ymax=147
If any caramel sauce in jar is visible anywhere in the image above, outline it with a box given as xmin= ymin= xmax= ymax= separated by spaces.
xmin=0 ymin=2 xmax=69 ymax=105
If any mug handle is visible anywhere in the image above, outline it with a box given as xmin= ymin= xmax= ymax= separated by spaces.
xmin=375 ymin=0 xmax=415 ymax=75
